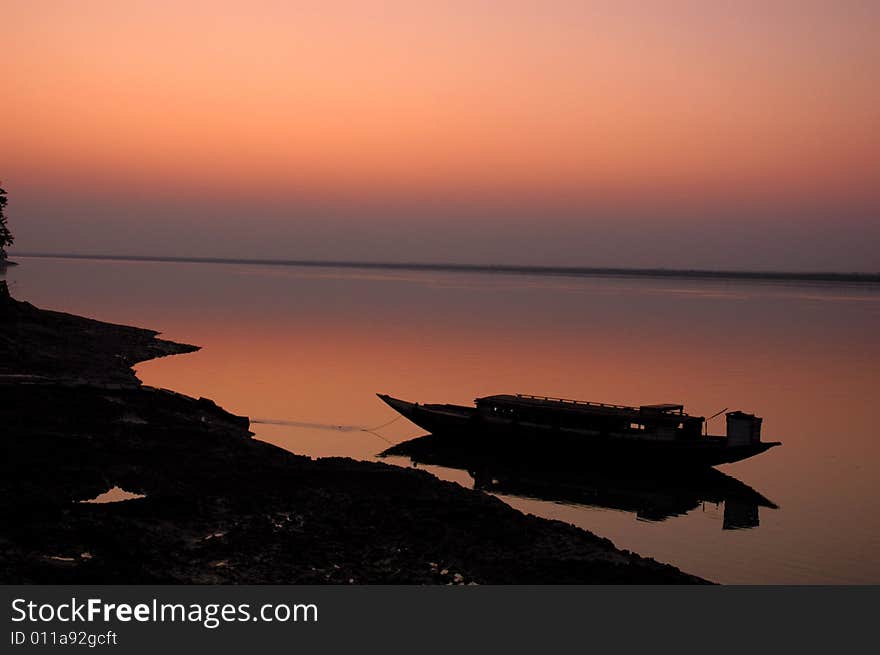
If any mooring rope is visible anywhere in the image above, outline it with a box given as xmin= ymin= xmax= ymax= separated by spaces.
xmin=362 ymin=414 xmax=404 ymax=432
xmin=250 ymin=413 xmax=408 ymax=445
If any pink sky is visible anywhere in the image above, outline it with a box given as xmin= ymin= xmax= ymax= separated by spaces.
xmin=4 ymin=1 xmax=878 ymax=269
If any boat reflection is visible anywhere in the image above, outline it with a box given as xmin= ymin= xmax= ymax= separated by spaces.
xmin=381 ymin=433 xmax=779 ymax=530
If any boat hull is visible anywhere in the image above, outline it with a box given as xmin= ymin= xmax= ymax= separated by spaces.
xmin=378 ymin=394 xmax=780 ymax=469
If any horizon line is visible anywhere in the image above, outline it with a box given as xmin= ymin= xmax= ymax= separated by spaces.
xmin=9 ymin=252 xmax=880 ymax=284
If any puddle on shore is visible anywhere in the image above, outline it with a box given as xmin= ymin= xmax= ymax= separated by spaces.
xmin=79 ymin=486 xmax=146 ymax=504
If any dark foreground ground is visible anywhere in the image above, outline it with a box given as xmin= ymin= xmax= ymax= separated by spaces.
xmin=0 ymin=281 xmax=706 ymax=583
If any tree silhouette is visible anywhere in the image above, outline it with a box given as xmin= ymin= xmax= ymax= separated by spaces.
xmin=0 ymin=185 xmax=12 ymax=260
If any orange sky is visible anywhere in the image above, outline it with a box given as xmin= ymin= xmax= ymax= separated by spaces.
xmin=3 ymin=1 xmax=879 ymax=268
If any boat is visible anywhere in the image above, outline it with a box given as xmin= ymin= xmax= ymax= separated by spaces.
xmin=377 ymin=393 xmax=781 ymax=468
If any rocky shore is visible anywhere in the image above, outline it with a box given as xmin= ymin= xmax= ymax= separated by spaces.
xmin=0 ymin=281 xmax=706 ymax=584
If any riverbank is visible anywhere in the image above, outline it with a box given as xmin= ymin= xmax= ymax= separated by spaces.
xmin=0 ymin=281 xmax=706 ymax=583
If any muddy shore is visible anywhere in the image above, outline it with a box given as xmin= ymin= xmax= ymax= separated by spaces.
xmin=0 ymin=281 xmax=706 ymax=583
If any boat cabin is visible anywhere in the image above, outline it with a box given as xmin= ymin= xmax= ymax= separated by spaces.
xmin=475 ymin=394 xmax=705 ymax=440
xmin=726 ymin=411 xmax=763 ymax=445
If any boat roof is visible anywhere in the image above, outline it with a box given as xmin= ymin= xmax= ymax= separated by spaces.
xmin=641 ymin=403 xmax=685 ymax=412
xmin=476 ymin=394 xmax=698 ymax=420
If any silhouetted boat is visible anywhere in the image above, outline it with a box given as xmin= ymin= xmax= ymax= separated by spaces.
xmin=378 ymin=393 xmax=781 ymax=468
xmin=381 ymin=433 xmax=778 ymax=529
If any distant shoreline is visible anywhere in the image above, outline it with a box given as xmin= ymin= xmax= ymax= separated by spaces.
xmin=12 ymin=252 xmax=880 ymax=284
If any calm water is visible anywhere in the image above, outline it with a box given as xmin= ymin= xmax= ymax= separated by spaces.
xmin=6 ymin=256 xmax=880 ymax=583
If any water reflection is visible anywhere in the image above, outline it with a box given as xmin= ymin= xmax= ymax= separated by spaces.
xmin=383 ymin=433 xmax=778 ymax=530
xmin=9 ymin=257 xmax=880 ymax=583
